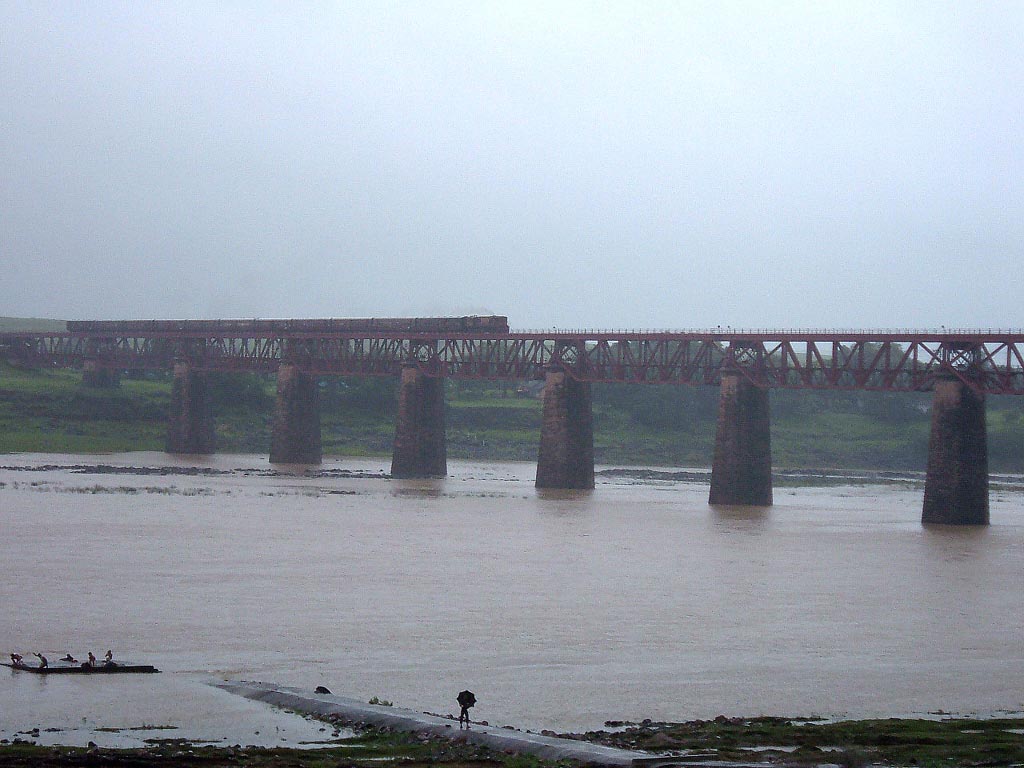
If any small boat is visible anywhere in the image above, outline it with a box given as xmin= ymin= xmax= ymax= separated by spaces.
xmin=2 ymin=661 xmax=159 ymax=674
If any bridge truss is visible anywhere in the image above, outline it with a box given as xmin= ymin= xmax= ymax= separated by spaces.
xmin=3 ymin=328 xmax=1023 ymax=395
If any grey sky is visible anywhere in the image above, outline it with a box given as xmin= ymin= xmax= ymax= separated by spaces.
xmin=2 ymin=2 xmax=1021 ymax=329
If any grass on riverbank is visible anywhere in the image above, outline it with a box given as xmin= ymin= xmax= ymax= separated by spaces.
xmin=2 ymin=362 xmax=1023 ymax=471
xmin=4 ymin=715 xmax=1024 ymax=767
xmin=0 ymin=729 xmax=560 ymax=768
xmin=0 ymin=366 xmax=167 ymax=452
xmin=577 ymin=715 xmax=1024 ymax=766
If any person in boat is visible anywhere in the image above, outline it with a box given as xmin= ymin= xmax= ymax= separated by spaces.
xmin=33 ymin=652 xmax=48 ymax=669
xmin=457 ymin=690 xmax=476 ymax=729
xmin=105 ymin=650 xmax=113 ymax=662
xmin=9 ymin=653 xmax=23 ymax=666
xmin=86 ymin=652 xmax=96 ymax=667
xmin=61 ymin=654 xmax=78 ymax=663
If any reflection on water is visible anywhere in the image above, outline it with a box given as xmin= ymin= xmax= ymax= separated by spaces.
xmin=922 ymin=524 xmax=992 ymax=552
xmin=390 ymin=484 xmax=446 ymax=498
xmin=1 ymin=452 xmax=1023 ymax=745
xmin=709 ymin=504 xmax=772 ymax=532
xmin=535 ymin=487 xmax=596 ymax=502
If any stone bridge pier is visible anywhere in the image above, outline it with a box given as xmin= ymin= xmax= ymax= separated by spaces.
xmin=82 ymin=359 xmax=120 ymax=388
xmin=82 ymin=338 xmax=119 ymax=388
xmin=709 ymin=372 xmax=772 ymax=506
xmin=391 ymin=365 xmax=447 ymax=478
xmin=166 ymin=361 xmax=215 ymax=454
xmin=270 ymin=363 xmax=322 ymax=464
xmin=923 ymin=375 xmax=988 ymax=525
xmin=535 ymin=367 xmax=594 ymax=489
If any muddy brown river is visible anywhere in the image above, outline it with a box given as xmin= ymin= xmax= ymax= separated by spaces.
xmin=2 ymin=453 xmax=1022 ymax=746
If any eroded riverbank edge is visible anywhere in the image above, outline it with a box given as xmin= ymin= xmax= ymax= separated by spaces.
xmin=4 ymin=705 xmax=1024 ymax=768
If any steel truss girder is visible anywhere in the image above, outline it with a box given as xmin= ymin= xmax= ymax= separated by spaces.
xmin=2 ymin=331 xmax=1023 ymax=395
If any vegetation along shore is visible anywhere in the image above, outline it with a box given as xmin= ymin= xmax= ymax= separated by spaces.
xmin=2 ymin=360 xmax=1023 ymax=473
xmin=3 ymin=713 xmax=1024 ymax=767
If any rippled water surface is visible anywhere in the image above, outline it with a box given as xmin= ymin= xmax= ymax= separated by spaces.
xmin=2 ymin=452 xmax=1023 ymax=744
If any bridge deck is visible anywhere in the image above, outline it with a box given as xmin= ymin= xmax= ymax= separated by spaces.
xmin=3 ymin=322 xmax=1023 ymax=393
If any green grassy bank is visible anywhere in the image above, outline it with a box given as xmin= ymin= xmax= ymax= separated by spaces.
xmin=582 ymin=715 xmax=1024 ymax=766
xmin=1 ymin=362 xmax=1022 ymax=471
xmin=3 ymin=714 xmax=1024 ymax=768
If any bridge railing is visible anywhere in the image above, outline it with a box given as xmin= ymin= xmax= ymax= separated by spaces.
xmin=514 ymin=328 xmax=1024 ymax=337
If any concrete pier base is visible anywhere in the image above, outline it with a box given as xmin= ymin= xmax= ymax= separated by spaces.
xmin=166 ymin=362 xmax=215 ymax=454
xmin=391 ymin=365 xmax=447 ymax=478
xmin=535 ymin=369 xmax=594 ymax=489
xmin=923 ymin=376 xmax=988 ymax=525
xmin=709 ymin=373 xmax=772 ymax=506
xmin=82 ymin=360 xmax=120 ymax=388
xmin=270 ymin=364 xmax=321 ymax=464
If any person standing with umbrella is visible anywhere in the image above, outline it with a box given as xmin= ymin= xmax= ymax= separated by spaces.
xmin=457 ymin=690 xmax=476 ymax=729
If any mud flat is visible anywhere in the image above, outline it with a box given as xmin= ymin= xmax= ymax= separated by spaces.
xmin=596 ymin=466 xmax=923 ymax=487
xmin=598 ymin=466 xmax=1024 ymax=491
xmin=0 ymin=462 xmax=388 ymax=479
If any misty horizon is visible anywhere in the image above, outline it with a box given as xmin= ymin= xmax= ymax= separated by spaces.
xmin=2 ymin=3 xmax=1021 ymax=329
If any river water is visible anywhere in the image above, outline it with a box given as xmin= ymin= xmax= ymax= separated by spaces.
xmin=2 ymin=452 xmax=1023 ymax=746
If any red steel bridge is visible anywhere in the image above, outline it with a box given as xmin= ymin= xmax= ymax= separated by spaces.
xmin=1 ymin=317 xmax=1020 ymax=525
xmin=1 ymin=319 xmax=1023 ymax=394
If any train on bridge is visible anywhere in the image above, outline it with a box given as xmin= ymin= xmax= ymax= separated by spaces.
xmin=65 ymin=316 xmax=510 ymax=335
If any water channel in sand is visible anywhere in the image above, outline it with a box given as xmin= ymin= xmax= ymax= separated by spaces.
xmin=2 ymin=452 xmax=1023 ymax=746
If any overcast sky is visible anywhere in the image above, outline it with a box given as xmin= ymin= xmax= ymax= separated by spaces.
xmin=2 ymin=2 xmax=1021 ymax=329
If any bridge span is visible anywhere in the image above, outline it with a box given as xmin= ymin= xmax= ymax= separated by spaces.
xmin=3 ymin=318 xmax=1023 ymax=525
